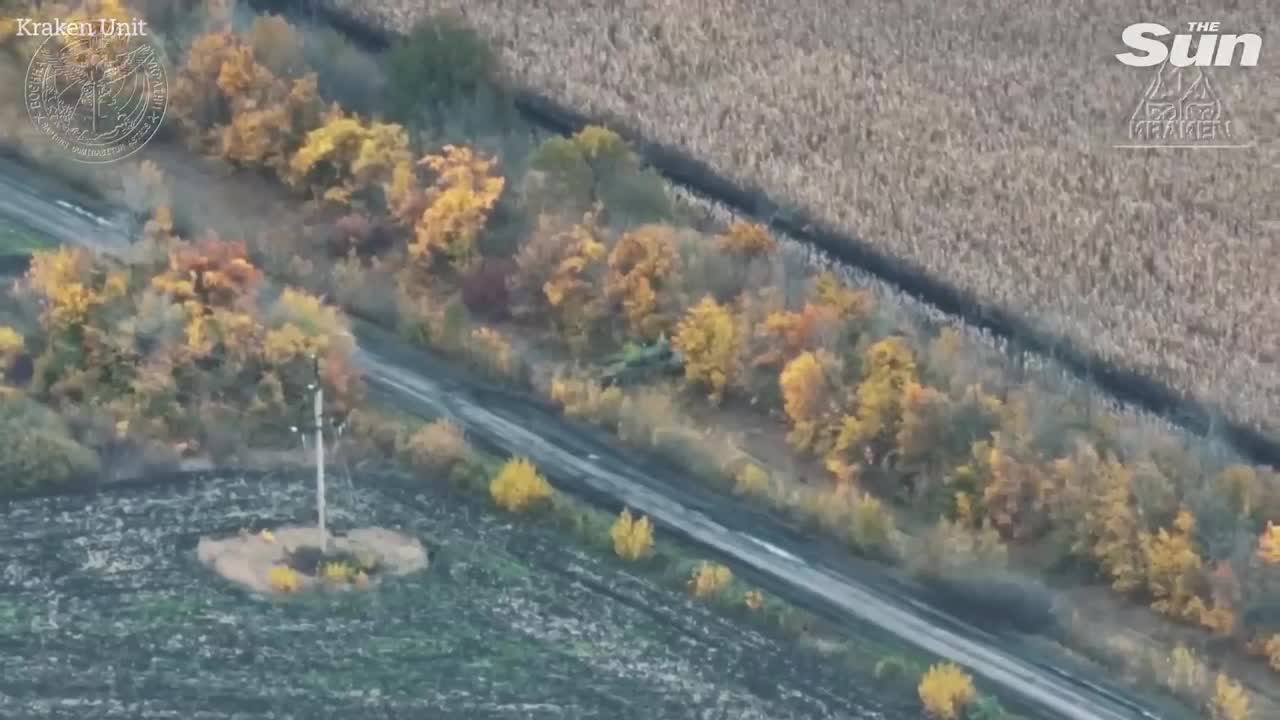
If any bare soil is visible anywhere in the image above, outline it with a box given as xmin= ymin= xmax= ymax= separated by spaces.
xmin=197 ymin=524 xmax=428 ymax=595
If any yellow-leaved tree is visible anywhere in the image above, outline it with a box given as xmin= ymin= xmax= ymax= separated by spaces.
xmin=263 ymin=287 xmax=360 ymax=413
xmin=0 ymin=326 xmax=21 ymax=362
xmin=673 ymin=296 xmax=738 ymax=404
xmin=610 ymin=508 xmax=654 ymax=561
xmin=1141 ymin=509 xmax=1208 ymax=624
xmin=1258 ymin=522 xmax=1280 ymax=564
xmin=1079 ymin=456 xmax=1146 ymax=594
xmin=0 ymin=326 xmax=22 ymax=384
xmin=827 ymin=336 xmax=917 ymax=481
xmin=716 ymin=221 xmax=776 ymax=258
xmin=490 ymin=457 xmax=552 ymax=512
xmin=951 ymin=436 xmax=1053 ymax=540
xmin=25 ymin=247 xmax=98 ymax=331
xmin=688 ymin=562 xmax=733 ymax=598
xmin=287 ymin=109 xmax=414 ymax=213
xmin=918 ymin=663 xmax=976 ymax=719
xmin=606 ymin=224 xmax=681 ymax=340
xmin=812 ymin=271 xmax=874 ymax=319
xmin=407 ymin=145 xmax=505 ymax=272
xmin=1209 ymin=673 xmax=1250 ymax=720
xmin=778 ymin=350 xmax=840 ymax=453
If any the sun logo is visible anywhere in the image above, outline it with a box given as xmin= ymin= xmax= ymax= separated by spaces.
xmin=1116 ymin=22 xmax=1262 ymax=68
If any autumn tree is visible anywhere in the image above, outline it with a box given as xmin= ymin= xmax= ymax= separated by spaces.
xmin=24 ymin=246 xmax=98 ymax=333
xmin=716 ymin=221 xmax=776 ymax=258
xmin=1216 ymin=465 xmax=1262 ymax=520
xmin=1076 ymin=455 xmax=1146 ymax=594
xmin=264 ymin=287 xmax=360 ymax=414
xmin=1209 ymin=674 xmax=1251 ymax=720
xmin=606 ymin=224 xmax=682 ymax=340
xmin=688 ymin=562 xmax=733 ymax=598
xmin=1142 ymin=509 xmax=1208 ymax=624
xmin=909 ymin=517 xmax=1008 ymax=577
xmin=0 ymin=394 xmax=100 ymax=493
xmin=850 ymin=492 xmax=897 ymax=555
xmin=287 ymin=109 xmax=415 ymax=215
xmin=952 ymin=434 xmax=1053 ymax=540
xmin=120 ymin=160 xmax=171 ymax=222
xmin=490 ymin=457 xmax=553 ymax=512
xmin=751 ymin=303 xmax=835 ymax=369
xmin=402 ymin=418 xmax=470 ymax=473
xmin=171 ymin=29 xmax=321 ymax=174
xmin=895 ymin=381 xmax=953 ymax=472
xmin=0 ymin=326 xmax=23 ymax=385
xmin=1259 ymin=523 xmax=1280 ymax=565
xmin=827 ymin=337 xmax=918 ymax=481
xmin=21 ymin=237 xmax=359 ymax=455
xmin=812 ymin=271 xmax=874 ymax=320
xmin=405 ymin=145 xmax=505 ymax=272
xmin=512 ymin=212 xmax=609 ymax=353
xmin=610 ymin=508 xmax=655 ymax=561
xmin=673 ymin=296 xmax=738 ymax=404
xmin=150 ymin=236 xmax=263 ymax=368
xmin=918 ymin=663 xmax=976 ymax=720
xmin=779 ymin=350 xmax=841 ymax=454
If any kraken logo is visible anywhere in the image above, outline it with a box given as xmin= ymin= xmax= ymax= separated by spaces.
xmin=25 ymin=32 xmax=167 ymax=163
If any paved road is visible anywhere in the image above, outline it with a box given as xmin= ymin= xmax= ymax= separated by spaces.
xmin=0 ymin=153 xmax=1161 ymax=720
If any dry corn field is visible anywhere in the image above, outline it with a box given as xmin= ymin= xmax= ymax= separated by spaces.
xmin=339 ymin=1 xmax=1280 ymax=433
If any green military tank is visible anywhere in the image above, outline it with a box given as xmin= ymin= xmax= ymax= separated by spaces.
xmin=599 ymin=335 xmax=684 ymax=387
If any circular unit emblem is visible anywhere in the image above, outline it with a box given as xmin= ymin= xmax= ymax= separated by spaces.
xmin=25 ymin=31 xmax=167 ymax=164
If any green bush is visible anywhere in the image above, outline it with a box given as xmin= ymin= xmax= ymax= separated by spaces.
xmin=0 ymin=394 xmax=99 ymax=493
xmin=525 ymin=127 xmax=671 ymax=224
xmin=385 ymin=14 xmax=500 ymax=121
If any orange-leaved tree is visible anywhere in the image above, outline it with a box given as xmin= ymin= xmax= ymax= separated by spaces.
xmin=606 ymin=224 xmax=682 ymax=340
xmin=171 ymin=29 xmax=321 ymax=174
xmin=751 ymin=303 xmax=834 ymax=369
xmin=512 ymin=212 xmax=609 ymax=354
xmin=778 ymin=349 xmax=841 ymax=454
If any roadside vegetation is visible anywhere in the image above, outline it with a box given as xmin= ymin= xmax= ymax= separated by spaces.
xmin=0 ymin=2 xmax=1276 ymax=717
xmin=341 ymin=406 xmax=1020 ymax=718
xmin=0 ymin=194 xmax=359 ymax=486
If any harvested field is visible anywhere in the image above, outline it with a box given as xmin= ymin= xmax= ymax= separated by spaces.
xmin=0 ymin=472 xmax=915 ymax=719
xmin=323 ymin=0 xmax=1280 ymax=436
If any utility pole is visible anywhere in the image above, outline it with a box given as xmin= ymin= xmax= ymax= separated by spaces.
xmin=312 ymin=355 xmax=326 ymax=539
